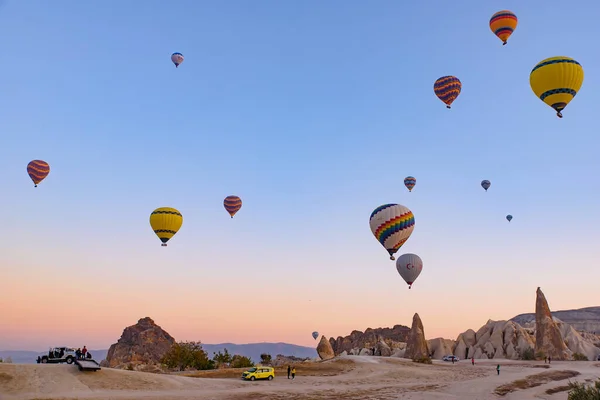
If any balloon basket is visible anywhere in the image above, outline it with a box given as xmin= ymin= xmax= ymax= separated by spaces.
xmin=161 ymin=243 xmax=167 ymax=247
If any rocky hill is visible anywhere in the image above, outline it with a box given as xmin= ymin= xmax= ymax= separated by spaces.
xmin=511 ymin=306 xmax=600 ymax=333
xmin=328 ymin=325 xmax=410 ymax=356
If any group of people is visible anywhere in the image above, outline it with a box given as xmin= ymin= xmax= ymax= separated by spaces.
xmin=286 ymin=365 xmax=296 ymax=379
xmin=76 ymin=346 xmax=92 ymax=360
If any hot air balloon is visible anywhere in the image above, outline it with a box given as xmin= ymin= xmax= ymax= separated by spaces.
xmin=224 ymin=195 xmax=242 ymax=218
xmin=149 ymin=207 xmax=183 ymax=247
xmin=404 ymin=176 xmax=416 ymax=192
xmin=481 ymin=180 xmax=491 ymax=191
xmin=312 ymin=331 xmax=319 ymax=340
xmin=27 ymin=160 xmax=50 ymax=187
xmin=369 ymin=204 xmax=415 ymax=261
xmin=506 ymin=215 xmax=513 ymax=222
xmin=395 ymin=253 xmax=423 ymax=289
xmin=530 ymin=57 xmax=584 ymax=118
xmin=489 ymin=10 xmax=518 ymax=45
xmin=434 ymin=76 xmax=461 ymax=109
xmin=171 ymin=52 xmax=184 ymax=68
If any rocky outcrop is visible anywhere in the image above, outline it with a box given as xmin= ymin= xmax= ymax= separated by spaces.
xmin=512 ymin=306 xmax=600 ymax=334
xmin=329 ymin=325 xmax=409 ymax=356
xmin=105 ymin=317 xmax=176 ymax=370
xmin=535 ymin=287 xmax=571 ymax=360
xmin=454 ymin=320 xmax=535 ymax=360
xmin=556 ymin=321 xmax=600 ymax=361
xmin=271 ymin=354 xmax=312 ymax=367
xmin=404 ymin=313 xmax=429 ymax=360
xmin=376 ymin=338 xmax=392 ymax=357
xmin=428 ymin=338 xmax=455 ymax=359
xmin=317 ymin=336 xmax=335 ymax=360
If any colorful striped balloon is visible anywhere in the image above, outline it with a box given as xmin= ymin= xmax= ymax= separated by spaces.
xmin=369 ymin=204 xmax=415 ymax=261
xmin=27 ymin=160 xmax=50 ymax=187
xmin=434 ymin=76 xmax=462 ymax=109
xmin=489 ymin=10 xmax=518 ymax=45
xmin=224 ymin=195 xmax=242 ymax=218
xmin=404 ymin=176 xmax=416 ymax=192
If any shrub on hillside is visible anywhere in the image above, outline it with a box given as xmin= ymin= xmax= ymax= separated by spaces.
xmin=572 ymin=352 xmax=589 ymax=361
xmin=260 ymin=353 xmax=272 ymax=364
xmin=412 ymin=356 xmax=432 ymax=364
xmin=535 ymin=351 xmax=546 ymax=360
xmin=567 ymin=379 xmax=600 ymax=399
xmin=161 ymin=341 xmax=215 ymax=371
xmin=521 ymin=347 xmax=535 ymax=360
xmin=230 ymin=355 xmax=254 ymax=368
xmin=212 ymin=349 xmax=233 ymax=368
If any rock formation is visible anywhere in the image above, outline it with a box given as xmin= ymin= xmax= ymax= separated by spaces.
xmin=454 ymin=320 xmax=535 ymax=360
xmin=271 ymin=354 xmax=312 ymax=367
xmin=316 ymin=335 xmax=335 ymax=360
xmin=376 ymin=337 xmax=392 ymax=356
xmin=535 ymin=287 xmax=571 ymax=360
xmin=427 ymin=338 xmax=455 ymax=359
xmin=511 ymin=306 xmax=600 ymax=334
xmin=105 ymin=317 xmax=176 ymax=370
xmin=329 ymin=325 xmax=409 ymax=356
xmin=557 ymin=320 xmax=600 ymax=360
xmin=404 ymin=313 xmax=429 ymax=360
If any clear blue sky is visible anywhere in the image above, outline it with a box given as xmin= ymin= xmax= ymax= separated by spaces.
xmin=2 ymin=0 xmax=600 ymax=350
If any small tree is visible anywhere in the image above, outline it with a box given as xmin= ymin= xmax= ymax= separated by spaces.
xmin=521 ymin=347 xmax=535 ymax=361
xmin=161 ymin=341 xmax=215 ymax=371
xmin=0 ymin=357 xmax=3 ymax=363
xmin=260 ymin=353 xmax=272 ymax=364
xmin=567 ymin=379 xmax=600 ymax=399
xmin=230 ymin=354 xmax=254 ymax=368
xmin=572 ymin=352 xmax=588 ymax=361
xmin=212 ymin=349 xmax=233 ymax=368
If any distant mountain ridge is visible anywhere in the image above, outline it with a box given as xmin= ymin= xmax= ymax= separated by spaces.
xmin=510 ymin=306 xmax=600 ymax=333
xmin=0 ymin=342 xmax=317 ymax=365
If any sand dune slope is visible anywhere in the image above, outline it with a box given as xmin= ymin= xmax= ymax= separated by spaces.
xmin=0 ymin=358 xmax=598 ymax=400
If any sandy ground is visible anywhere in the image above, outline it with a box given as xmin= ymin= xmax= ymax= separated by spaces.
xmin=0 ymin=357 xmax=599 ymax=400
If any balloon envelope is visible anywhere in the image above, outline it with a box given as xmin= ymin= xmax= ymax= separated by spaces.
xmin=481 ymin=180 xmax=491 ymax=191
xmin=530 ymin=57 xmax=584 ymax=118
xmin=404 ymin=176 xmax=416 ymax=192
xmin=506 ymin=215 xmax=513 ymax=222
xmin=312 ymin=331 xmax=319 ymax=340
xmin=171 ymin=52 xmax=184 ymax=67
xmin=395 ymin=253 xmax=423 ymax=289
xmin=224 ymin=195 xmax=242 ymax=218
xmin=489 ymin=10 xmax=518 ymax=45
xmin=369 ymin=204 xmax=415 ymax=260
xmin=149 ymin=207 xmax=183 ymax=246
xmin=434 ymin=76 xmax=461 ymax=108
xmin=27 ymin=160 xmax=50 ymax=187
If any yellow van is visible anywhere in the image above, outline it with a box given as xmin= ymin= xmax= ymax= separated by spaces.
xmin=241 ymin=366 xmax=275 ymax=381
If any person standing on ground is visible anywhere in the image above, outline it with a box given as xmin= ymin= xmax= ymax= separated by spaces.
xmin=471 ymin=357 xmax=474 ymax=366
xmin=82 ymin=346 xmax=87 ymax=359
xmin=544 ymin=356 xmax=547 ymax=364
xmin=75 ymin=348 xmax=82 ymax=359
xmin=287 ymin=365 xmax=291 ymax=379
xmin=548 ymin=356 xmax=551 ymax=364
xmin=291 ymin=367 xmax=296 ymax=380
xmin=496 ymin=364 xmax=500 ymax=375
xmin=451 ymin=357 xmax=455 ymax=364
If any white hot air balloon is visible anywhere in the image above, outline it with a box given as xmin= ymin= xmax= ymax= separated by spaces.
xmin=395 ymin=253 xmax=423 ymax=289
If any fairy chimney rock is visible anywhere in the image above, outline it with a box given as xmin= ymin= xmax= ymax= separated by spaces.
xmin=535 ymin=287 xmax=571 ymax=360
xmin=404 ymin=313 xmax=429 ymax=360
xmin=317 ymin=335 xmax=335 ymax=360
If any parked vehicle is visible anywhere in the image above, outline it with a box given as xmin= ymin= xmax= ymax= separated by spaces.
xmin=241 ymin=366 xmax=275 ymax=381
xmin=36 ymin=347 xmax=77 ymax=364
xmin=442 ymin=355 xmax=460 ymax=362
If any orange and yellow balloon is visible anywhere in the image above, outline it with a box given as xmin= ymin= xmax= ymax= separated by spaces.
xmin=27 ymin=160 xmax=50 ymax=187
xmin=489 ymin=10 xmax=518 ymax=45
xmin=223 ymin=195 xmax=242 ymax=218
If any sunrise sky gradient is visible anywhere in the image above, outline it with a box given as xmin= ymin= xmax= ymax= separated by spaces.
xmin=2 ymin=0 xmax=600 ymax=351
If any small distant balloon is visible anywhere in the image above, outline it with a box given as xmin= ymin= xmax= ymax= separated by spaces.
xmin=434 ymin=76 xmax=462 ymax=109
xmin=27 ymin=160 xmax=50 ymax=187
xmin=224 ymin=195 xmax=242 ymax=218
xmin=489 ymin=10 xmax=518 ymax=45
xmin=404 ymin=176 xmax=416 ymax=192
xmin=171 ymin=52 xmax=184 ymax=68
xmin=506 ymin=215 xmax=513 ymax=222
xmin=369 ymin=204 xmax=415 ymax=261
xmin=395 ymin=253 xmax=423 ymax=289
xmin=312 ymin=331 xmax=319 ymax=340
xmin=481 ymin=180 xmax=491 ymax=191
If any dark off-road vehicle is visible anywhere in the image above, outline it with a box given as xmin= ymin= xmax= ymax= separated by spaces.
xmin=36 ymin=347 xmax=77 ymax=364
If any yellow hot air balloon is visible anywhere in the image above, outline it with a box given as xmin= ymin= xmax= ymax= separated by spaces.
xmin=530 ymin=57 xmax=584 ymax=118
xmin=149 ymin=207 xmax=183 ymax=247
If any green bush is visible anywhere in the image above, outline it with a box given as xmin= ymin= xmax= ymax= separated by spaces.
xmin=567 ymin=379 xmax=600 ymax=399
xmin=161 ymin=341 xmax=215 ymax=371
xmin=230 ymin=355 xmax=254 ymax=368
xmin=572 ymin=352 xmax=589 ymax=361
xmin=412 ymin=356 xmax=432 ymax=364
xmin=212 ymin=349 xmax=233 ymax=368
xmin=260 ymin=353 xmax=272 ymax=364
xmin=521 ymin=347 xmax=535 ymax=360
xmin=535 ymin=351 xmax=546 ymax=360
